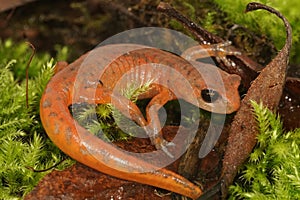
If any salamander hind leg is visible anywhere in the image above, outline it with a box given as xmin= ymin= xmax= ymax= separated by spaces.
xmin=181 ymin=42 xmax=241 ymax=68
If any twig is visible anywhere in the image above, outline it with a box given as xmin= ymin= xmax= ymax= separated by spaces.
xmin=98 ymin=0 xmax=147 ymax=26
xmin=157 ymin=2 xmax=223 ymax=44
xmin=26 ymin=157 xmax=67 ymax=173
xmin=25 ymin=42 xmax=35 ymax=109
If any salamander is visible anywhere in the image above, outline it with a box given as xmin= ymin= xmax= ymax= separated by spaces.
xmin=40 ymin=44 xmax=241 ymax=199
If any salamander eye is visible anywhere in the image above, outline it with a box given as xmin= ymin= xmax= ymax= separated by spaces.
xmin=201 ymin=89 xmax=220 ymax=103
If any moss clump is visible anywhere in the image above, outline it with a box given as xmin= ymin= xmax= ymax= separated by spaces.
xmin=229 ymin=101 xmax=300 ymax=199
xmin=72 ymin=80 xmax=154 ymax=142
xmin=0 ymin=39 xmax=73 ymax=199
xmin=212 ymin=0 xmax=300 ymax=64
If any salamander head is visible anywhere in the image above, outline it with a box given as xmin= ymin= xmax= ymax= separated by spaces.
xmin=190 ymin=63 xmax=241 ymax=114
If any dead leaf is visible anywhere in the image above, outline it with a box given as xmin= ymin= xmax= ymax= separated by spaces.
xmin=220 ymin=2 xmax=292 ymax=198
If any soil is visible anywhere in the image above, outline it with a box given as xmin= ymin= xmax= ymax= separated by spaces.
xmin=0 ymin=0 xmax=166 ymax=60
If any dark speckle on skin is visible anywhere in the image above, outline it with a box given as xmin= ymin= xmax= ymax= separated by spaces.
xmin=45 ymin=87 xmax=52 ymax=93
xmin=43 ymin=99 xmax=52 ymax=108
xmin=89 ymin=72 xmax=94 ymax=76
xmin=194 ymin=83 xmax=201 ymax=88
xmin=56 ymin=96 xmax=62 ymax=101
xmin=54 ymin=122 xmax=60 ymax=134
xmin=62 ymin=86 xmax=69 ymax=94
xmin=49 ymin=112 xmax=58 ymax=117
xmin=65 ymin=127 xmax=73 ymax=144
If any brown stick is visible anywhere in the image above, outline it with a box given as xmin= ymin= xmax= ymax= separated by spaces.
xmin=26 ymin=157 xmax=67 ymax=173
xmin=25 ymin=42 xmax=35 ymax=109
xmin=95 ymin=0 xmax=147 ymax=26
xmin=157 ymin=2 xmax=222 ymax=44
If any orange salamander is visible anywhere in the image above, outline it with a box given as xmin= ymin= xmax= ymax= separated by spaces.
xmin=40 ymin=44 xmax=241 ymax=199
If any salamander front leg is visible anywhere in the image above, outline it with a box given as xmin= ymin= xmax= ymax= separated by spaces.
xmin=144 ymin=89 xmax=176 ymax=158
xmin=77 ymin=86 xmax=149 ymax=128
xmin=87 ymin=86 xmax=176 ymax=157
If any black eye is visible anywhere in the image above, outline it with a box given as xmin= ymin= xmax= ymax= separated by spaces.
xmin=201 ymin=89 xmax=220 ymax=103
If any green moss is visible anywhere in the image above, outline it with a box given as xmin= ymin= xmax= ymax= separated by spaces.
xmin=212 ymin=0 xmax=300 ymax=64
xmin=166 ymin=0 xmax=299 ymax=64
xmin=0 ymin=40 xmax=72 ymax=199
xmin=72 ymin=80 xmax=154 ymax=142
xmin=229 ymin=101 xmax=300 ymax=199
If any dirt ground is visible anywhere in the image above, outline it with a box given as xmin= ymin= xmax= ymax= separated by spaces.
xmin=0 ymin=0 xmax=171 ymax=60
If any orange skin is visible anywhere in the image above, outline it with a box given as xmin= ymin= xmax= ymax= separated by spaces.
xmin=40 ymin=44 xmax=241 ymax=199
